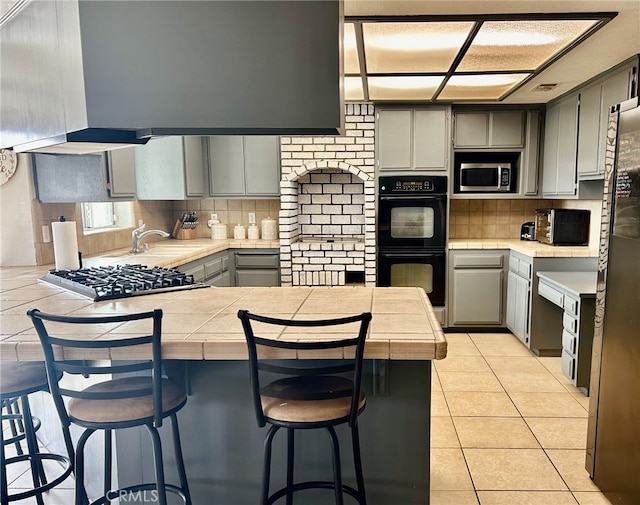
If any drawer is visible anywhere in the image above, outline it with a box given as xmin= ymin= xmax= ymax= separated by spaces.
xmin=538 ymin=281 xmax=564 ymax=307
xmin=561 ymin=350 xmax=576 ymax=381
xmin=453 ymin=254 xmax=503 ymax=269
xmin=563 ymin=296 xmax=579 ymax=316
xmin=563 ymin=312 xmax=578 ymax=334
xmin=517 ymin=260 xmax=532 ymax=279
xmin=181 ymin=264 xmax=205 ymax=283
xmin=509 ymin=256 xmax=519 ymax=273
xmin=235 ymin=253 xmax=279 ymax=269
xmin=204 ymin=257 xmax=225 ymax=278
xmin=562 ymin=329 xmax=577 ymax=355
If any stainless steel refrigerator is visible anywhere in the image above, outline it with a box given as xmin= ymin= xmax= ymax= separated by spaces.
xmin=586 ymin=97 xmax=640 ymax=505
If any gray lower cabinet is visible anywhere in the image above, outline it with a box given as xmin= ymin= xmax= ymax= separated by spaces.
xmin=448 ymin=250 xmax=508 ymax=327
xmin=233 ymin=249 xmax=280 ymax=287
xmin=506 ymin=250 xmax=597 ymax=355
xmin=536 ymin=271 xmax=597 ymax=392
xmin=506 ymin=256 xmax=532 ymax=345
xmin=207 ymin=136 xmax=280 ymax=197
xmin=178 ymin=250 xmax=231 ymax=287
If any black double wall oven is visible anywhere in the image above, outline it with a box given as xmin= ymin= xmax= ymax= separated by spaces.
xmin=377 ymin=175 xmax=447 ymax=306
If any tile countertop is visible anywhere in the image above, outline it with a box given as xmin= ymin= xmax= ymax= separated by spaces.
xmin=448 ymin=239 xmax=599 ymax=258
xmin=81 ymin=238 xmax=281 ymax=269
xmin=0 ymin=269 xmax=447 ymax=362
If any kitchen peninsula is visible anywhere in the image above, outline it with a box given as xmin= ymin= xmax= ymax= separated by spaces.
xmin=0 ymin=257 xmax=446 ymax=504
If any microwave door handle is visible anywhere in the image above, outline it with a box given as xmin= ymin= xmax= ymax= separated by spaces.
xmin=497 ymin=166 xmax=504 ymax=191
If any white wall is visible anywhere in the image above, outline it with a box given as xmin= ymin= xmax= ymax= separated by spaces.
xmin=0 ymin=153 xmax=37 ymax=266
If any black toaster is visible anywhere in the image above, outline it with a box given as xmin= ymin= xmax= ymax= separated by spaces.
xmin=520 ymin=221 xmax=536 ymax=241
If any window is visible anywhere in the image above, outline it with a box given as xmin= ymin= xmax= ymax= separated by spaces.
xmin=81 ymin=202 xmax=133 ymax=233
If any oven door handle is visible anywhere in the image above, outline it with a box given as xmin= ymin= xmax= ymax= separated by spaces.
xmin=379 ymin=195 xmax=446 ymax=201
xmin=379 ymin=252 xmax=443 ymax=258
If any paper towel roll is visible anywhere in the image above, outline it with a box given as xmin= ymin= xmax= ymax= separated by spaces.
xmin=51 ymin=221 xmax=80 ymax=270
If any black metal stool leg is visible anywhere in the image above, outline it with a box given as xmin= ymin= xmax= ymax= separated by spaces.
xmin=19 ymin=395 xmax=45 ymax=505
xmin=75 ymin=428 xmax=94 ymax=505
xmin=5 ymin=399 xmax=24 ymax=456
xmin=262 ymin=425 xmax=279 ymax=505
xmin=286 ymin=428 xmax=295 ymax=505
xmin=326 ymin=427 xmax=344 ymax=505
xmin=1 ymin=419 xmax=8 ymax=505
xmin=145 ymin=424 xmax=168 ymax=505
xmin=351 ymin=423 xmax=367 ymax=505
xmin=104 ymin=429 xmax=112 ymax=497
xmin=169 ymin=413 xmax=192 ymax=505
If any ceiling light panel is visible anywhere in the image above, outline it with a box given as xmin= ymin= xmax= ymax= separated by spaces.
xmin=368 ymin=76 xmax=444 ymax=101
xmin=438 ymin=73 xmax=531 ymax=100
xmin=363 ymin=21 xmax=475 ymax=73
xmin=457 ymin=20 xmax=599 ymax=72
xmin=344 ymin=22 xmax=360 ymax=74
xmin=345 ymin=76 xmax=365 ymax=101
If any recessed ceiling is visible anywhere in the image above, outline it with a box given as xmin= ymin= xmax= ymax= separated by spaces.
xmin=344 ymin=13 xmax=616 ymax=103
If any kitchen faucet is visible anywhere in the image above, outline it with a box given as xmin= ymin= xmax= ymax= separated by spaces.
xmin=130 ymin=223 xmax=170 ymax=254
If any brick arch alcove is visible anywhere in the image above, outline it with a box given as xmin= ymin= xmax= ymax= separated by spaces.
xmin=278 ymin=103 xmax=377 ymax=287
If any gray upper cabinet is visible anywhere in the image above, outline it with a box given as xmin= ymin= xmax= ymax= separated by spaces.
xmin=377 ymin=107 xmax=449 ymax=172
xmin=542 ymin=96 xmax=579 ymax=197
xmin=106 ymin=147 xmax=136 ymax=199
xmin=208 ymin=136 xmax=280 ymax=197
xmin=134 ymin=136 xmax=207 ymax=200
xmin=577 ymin=65 xmax=634 ymax=180
xmin=33 ymin=150 xmax=136 ymax=202
xmin=453 ymin=111 xmax=524 ymax=148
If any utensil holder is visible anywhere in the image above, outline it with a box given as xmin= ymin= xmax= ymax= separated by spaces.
xmin=172 ymin=220 xmax=198 ymax=240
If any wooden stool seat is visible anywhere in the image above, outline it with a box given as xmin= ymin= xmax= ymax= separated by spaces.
xmin=68 ymin=377 xmax=186 ymax=426
xmin=0 ymin=362 xmax=48 ymax=398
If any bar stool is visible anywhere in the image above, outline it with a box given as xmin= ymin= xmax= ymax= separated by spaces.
xmin=27 ymin=308 xmax=192 ymax=505
xmin=237 ymin=310 xmax=372 ymax=505
xmin=1 ymin=362 xmax=72 ymax=505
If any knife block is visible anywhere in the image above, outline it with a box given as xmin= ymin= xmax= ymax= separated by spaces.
xmin=172 ymin=220 xmax=198 ymax=240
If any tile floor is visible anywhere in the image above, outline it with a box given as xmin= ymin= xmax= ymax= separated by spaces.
xmin=430 ymin=332 xmax=612 ymax=505
xmin=4 ymin=331 xmax=612 ymax=505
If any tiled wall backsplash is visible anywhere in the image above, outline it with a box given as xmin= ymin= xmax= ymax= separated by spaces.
xmin=449 ymin=198 xmax=603 ymax=248
xmin=31 ymin=198 xmax=280 ymax=266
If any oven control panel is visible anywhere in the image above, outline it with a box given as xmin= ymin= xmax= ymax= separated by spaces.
xmin=379 ymin=175 xmax=447 ymax=195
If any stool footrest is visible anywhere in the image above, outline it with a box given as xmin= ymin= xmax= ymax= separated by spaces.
xmin=268 ymin=480 xmax=365 ymax=505
xmin=4 ymin=453 xmax=73 ymax=502
xmin=89 ymin=482 xmax=188 ymax=505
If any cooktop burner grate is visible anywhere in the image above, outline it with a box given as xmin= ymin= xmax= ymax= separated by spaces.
xmin=40 ymin=264 xmax=210 ymax=301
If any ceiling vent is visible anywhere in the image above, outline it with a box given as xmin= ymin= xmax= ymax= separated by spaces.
xmin=533 ymin=83 xmax=559 ymax=92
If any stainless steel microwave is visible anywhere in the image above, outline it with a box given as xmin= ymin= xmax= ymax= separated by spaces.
xmin=458 ymin=162 xmax=514 ymax=193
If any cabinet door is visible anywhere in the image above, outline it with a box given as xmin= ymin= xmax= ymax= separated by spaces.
xmin=451 ymin=269 xmax=503 ymax=325
xmin=244 ymin=136 xmax=280 ymax=196
xmin=183 ymin=136 xmax=206 ymax=197
xmin=236 ymin=270 xmax=280 ymax=287
xmin=106 ymin=147 xmax=136 ymax=199
xmin=135 ymin=136 xmax=188 ymax=200
xmin=507 ymin=271 xmax=530 ymax=343
xmin=542 ymin=103 xmax=560 ymax=195
xmin=490 ymin=111 xmax=524 ymax=147
xmin=377 ymin=109 xmax=412 ymax=171
xmin=414 ymin=109 xmax=448 ymax=171
xmin=577 ymin=84 xmax=602 ymax=179
xmin=555 ymin=98 xmax=578 ymax=196
xmin=454 ymin=112 xmax=488 ymax=147
xmin=208 ymin=136 xmax=245 ymax=196
xmin=522 ymin=111 xmax=541 ymax=195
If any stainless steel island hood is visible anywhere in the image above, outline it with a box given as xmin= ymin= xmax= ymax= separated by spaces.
xmin=0 ymin=0 xmax=344 ymax=154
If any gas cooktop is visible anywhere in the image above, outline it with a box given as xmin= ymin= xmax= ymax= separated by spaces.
xmin=40 ymin=264 xmax=210 ymax=301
